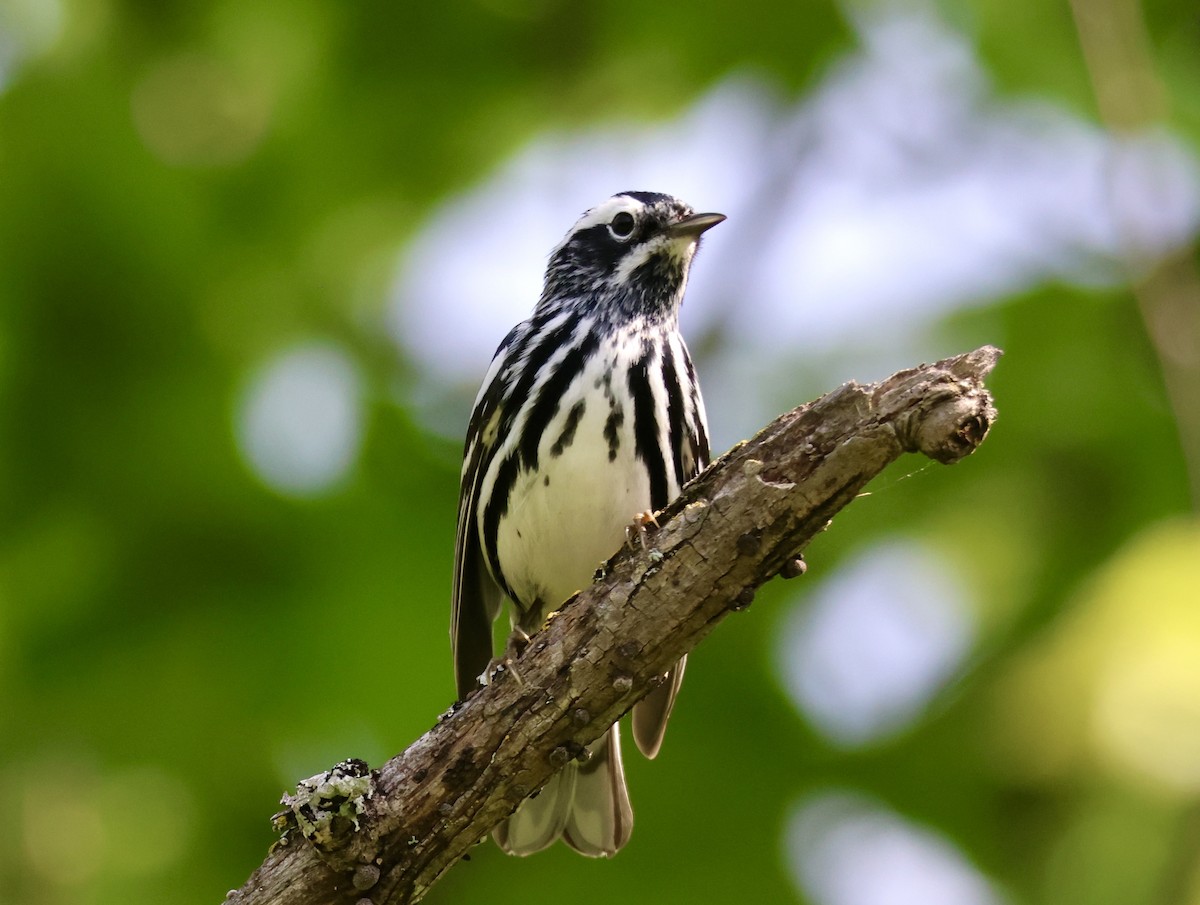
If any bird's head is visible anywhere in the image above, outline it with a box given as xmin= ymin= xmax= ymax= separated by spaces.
xmin=540 ymin=191 xmax=725 ymax=323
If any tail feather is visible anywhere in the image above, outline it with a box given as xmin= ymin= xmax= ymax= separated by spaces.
xmin=563 ymin=724 xmax=632 ymax=857
xmin=494 ymin=724 xmax=632 ymax=857
xmin=632 ymin=654 xmax=687 ymax=759
xmin=493 ymin=767 xmax=576 ymax=856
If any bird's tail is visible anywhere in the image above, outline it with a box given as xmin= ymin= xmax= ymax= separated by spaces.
xmin=493 ymin=723 xmax=633 ymax=857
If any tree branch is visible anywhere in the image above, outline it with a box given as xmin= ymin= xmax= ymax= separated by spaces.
xmin=224 ymin=346 xmax=1002 ymax=905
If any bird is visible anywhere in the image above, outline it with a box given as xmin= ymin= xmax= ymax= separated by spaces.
xmin=451 ymin=190 xmax=723 ymax=857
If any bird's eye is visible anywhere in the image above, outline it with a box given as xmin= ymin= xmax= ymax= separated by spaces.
xmin=609 ymin=212 xmax=636 ymax=239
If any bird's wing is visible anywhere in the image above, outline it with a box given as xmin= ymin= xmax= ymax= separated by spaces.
xmin=450 ymin=327 xmax=520 ymax=699
xmin=632 ymin=339 xmax=711 ymax=758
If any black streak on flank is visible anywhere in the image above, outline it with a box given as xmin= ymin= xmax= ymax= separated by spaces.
xmin=660 ymin=345 xmax=687 ymax=490
xmin=550 ymin=400 xmax=586 ymax=458
xmin=505 ymin=318 xmax=575 ymax=446
xmin=481 ymin=453 xmax=521 ymax=597
xmin=627 ymin=347 xmax=669 ymax=510
xmin=518 ymin=331 xmax=600 ymax=469
xmin=604 ymin=403 xmax=624 ymax=462
xmin=681 ymin=346 xmax=710 ymax=469
xmin=595 ymin=366 xmax=614 ymax=400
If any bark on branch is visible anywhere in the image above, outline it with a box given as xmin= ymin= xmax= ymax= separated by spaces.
xmin=225 ymin=346 xmax=1002 ymax=905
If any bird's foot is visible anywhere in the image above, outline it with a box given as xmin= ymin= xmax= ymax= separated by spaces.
xmin=625 ymin=510 xmax=660 ymax=551
xmin=479 ymin=627 xmax=532 ymax=688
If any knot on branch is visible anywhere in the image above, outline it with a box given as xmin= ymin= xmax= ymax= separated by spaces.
xmin=904 ymin=386 xmax=996 ymax=463
xmin=881 ymin=346 xmax=1000 ymax=464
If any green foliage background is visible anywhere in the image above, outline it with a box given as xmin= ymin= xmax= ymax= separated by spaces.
xmin=1 ymin=1 xmax=1198 ymax=904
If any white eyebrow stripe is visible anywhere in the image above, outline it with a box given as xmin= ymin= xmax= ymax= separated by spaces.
xmin=554 ymin=196 xmax=645 ymax=250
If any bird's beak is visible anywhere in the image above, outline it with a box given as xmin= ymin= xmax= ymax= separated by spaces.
xmin=667 ymin=212 xmax=726 ymax=238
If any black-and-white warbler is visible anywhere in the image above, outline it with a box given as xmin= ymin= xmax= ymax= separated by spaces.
xmin=452 ymin=191 xmax=723 ymax=857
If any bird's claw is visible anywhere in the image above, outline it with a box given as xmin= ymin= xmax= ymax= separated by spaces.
xmin=625 ymin=510 xmax=660 ymax=551
xmin=479 ymin=627 xmax=533 ymax=687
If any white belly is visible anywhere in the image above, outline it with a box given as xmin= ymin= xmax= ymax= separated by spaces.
xmin=494 ymin=380 xmax=650 ymax=624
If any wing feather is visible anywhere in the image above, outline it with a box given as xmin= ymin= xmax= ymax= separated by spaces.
xmin=451 ymin=327 xmax=521 ymax=699
xmin=632 ymin=336 xmax=710 ymax=757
